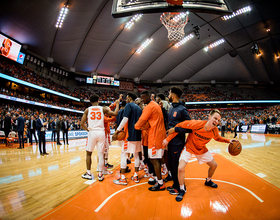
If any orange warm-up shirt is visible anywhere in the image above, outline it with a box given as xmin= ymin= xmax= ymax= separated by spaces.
xmin=141 ymin=129 xmax=148 ymax=146
xmin=135 ymin=101 xmax=166 ymax=149
xmin=166 ymin=120 xmax=230 ymax=155
xmin=104 ymin=116 xmax=116 ymax=136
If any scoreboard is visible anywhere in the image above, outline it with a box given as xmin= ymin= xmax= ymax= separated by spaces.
xmin=85 ymin=75 xmax=119 ymax=86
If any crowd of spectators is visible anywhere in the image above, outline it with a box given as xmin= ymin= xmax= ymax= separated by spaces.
xmin=0 ymin=57 xmax=265 ymax=104
xmin=188 ymin=105 xmax=280 ymax=133
xmin=0 ymin=87 xmax=85 ymax=111
xmin=0 ymin=102 xmax=82 ymax=134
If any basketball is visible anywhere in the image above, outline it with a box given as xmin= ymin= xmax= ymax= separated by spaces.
xmin=228 ymin=141 xmax=242 ymax=156
xmin=141 ymin=121 xmax=150 ymax=130
xmin=117 ymin=131 xmax=126 ymax=141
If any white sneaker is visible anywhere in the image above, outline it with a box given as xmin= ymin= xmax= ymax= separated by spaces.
xmin=98 ymin=174 xmax=104 ymax=181
xmin=113 ymin=178 xmax=128 ymax=185
xmin=144 ymin=173 xmax=152 ymax=178
xmin=103 ymin=170 xmax=113 ymax=175
xmin=81 ymin=172 xmax=92 ymax=180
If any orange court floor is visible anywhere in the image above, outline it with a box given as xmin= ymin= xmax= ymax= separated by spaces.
xmin=0 ymin=132 xmax=280 ymax=220
xmin=37 ymin=154 xmax=280 ymax=220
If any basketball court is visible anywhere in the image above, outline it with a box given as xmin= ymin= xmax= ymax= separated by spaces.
xmin=0 ymin=132 xmax=280 ymax=219
xmin=0 ymin=0 xmax=279 ymax=219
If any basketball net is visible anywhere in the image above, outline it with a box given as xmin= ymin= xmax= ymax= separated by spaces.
xmin=160 ymin=12 xmax=189 ymax=41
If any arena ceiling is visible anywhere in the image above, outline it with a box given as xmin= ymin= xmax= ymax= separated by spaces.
xmin=1 ymin=0 xmax=279 ymax=85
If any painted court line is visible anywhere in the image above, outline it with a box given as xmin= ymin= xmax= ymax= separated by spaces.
xmin=94 ymin=182 xmax=147 ymax=212
xmin=94 ymin=178 xmax=263 ymax=212
xmin=84 ymin=179 xmax=96 ymax=185
xmin=256 ymin=173 xmax=266 ymax=178
xmin=186 ymin=178 xmax=264 ymax=203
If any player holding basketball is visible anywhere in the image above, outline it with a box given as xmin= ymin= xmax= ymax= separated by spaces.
xmin=163 ymin=109 xmax=238 ymax=201
xmin=135 ymin=90 xmax=167 ymax=191
xmin=81 ymin=94 xmax=119 ymax=181
xmin=112 ymin=92 xmax=142 ymax=185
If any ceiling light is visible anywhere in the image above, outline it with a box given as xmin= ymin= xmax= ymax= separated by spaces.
xmin=125 ymin=14 xmax=143 ymax=29
xmin=136 ymin=38 xmax=153 ymax=54
xmin=56 ymin=5 xmax=68 ymax=28
xmin=174 ymin=33 xmax=194 ymax=48
xmin=204 ymin=38 xmax=225 ymax=52
xmin=221 ymin=6 xmax=251 ymax=20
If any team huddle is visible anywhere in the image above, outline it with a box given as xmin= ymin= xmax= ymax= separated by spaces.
xmin=80 ymin=86 xmax=238 ymax=202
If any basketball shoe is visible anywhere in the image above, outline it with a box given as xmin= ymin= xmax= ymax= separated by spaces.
xmin=148 ymin=183 xmax=165 ymax=191
xmin=205 ymin=178 xmax=218 ymax=188
xmin=176 ymin=189 xmax=186 ymax=202
xmin=98 ymin=174 xmax=104 ymax=181
xmin=113 ymin=178 xmax=128 ymax=185
xmin=131 ymin=176 xmax=140 ymax=183
xmin=81 ymin=172 xmax=92 ymax=180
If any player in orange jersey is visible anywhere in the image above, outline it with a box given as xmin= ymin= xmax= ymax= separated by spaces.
xmin=135 ymin=90 xmax=167 ymax=191
xmin=104 ymin=114 xmax=116 ymax=171
xmin=163 ymin=109 xmax=238 ymax=201
xmin=80 ymin=94 xmax=119 ymax=181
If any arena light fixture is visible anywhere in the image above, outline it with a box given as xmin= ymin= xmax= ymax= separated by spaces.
xmin=136 ymin=38 xmax=153 ymax=54
xmin=174 ymin=33 xmax=194 ymax=48
xmin=204 ymin=38 xmax=225 ymax=52
xmin=125 ymin=14 xmax=143 ymax=29
xmin=56 ymin=5 xmax=69 ymax=28
xmin=221 ymin=6 xmax=251 ymax=20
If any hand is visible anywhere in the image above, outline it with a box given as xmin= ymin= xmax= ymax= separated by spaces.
xmin=229 ymin=139 xmax=239 ymax=144
xmin=115 ymin=99 xmax=120 ymax=105
xmin=119 ymin=94 xmax=123 ymax=100
xmin=167 ymin=127 xmax=175 ymax=135
xmin=112 ymin=131 xmax=119 ymax=141
xmin=162 ymin=139 xmax=168 ymax=147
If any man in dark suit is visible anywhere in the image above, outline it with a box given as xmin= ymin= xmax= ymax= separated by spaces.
xmin=62 ymin=116 xmax=70 ymax=145
xmin=0 ymin=115 xmax=5 ymax=131
xmin=55 ymin=116 xmax=62 ymax=145
xmin=36 ymin=113 xmax=49 ymax=155
xmin=17 ymin=113 xmax=25 ymax=149
xmin=4 ymin=113 xmax=12 ymax=146
xmin=51 ymin=118 xmax=57 ymax=142
xmin=28 ymin=115 xmax=37 ymax=144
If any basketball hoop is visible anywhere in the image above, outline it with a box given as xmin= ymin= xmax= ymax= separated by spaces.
xmin=160 ymin=12 xmax=189 ymax=41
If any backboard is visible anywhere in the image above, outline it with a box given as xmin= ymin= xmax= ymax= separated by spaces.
xmin=112 ymin=0 xmax=232 ymax=18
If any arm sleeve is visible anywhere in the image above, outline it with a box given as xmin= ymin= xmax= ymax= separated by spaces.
xmin=166 ymin=120 xmax=199 ymax=142
xmin=117 ymin=117 xmax=128 ymax=131
xmin=213 ymin=128 xmax=230 ymax=143
xmin=135 ymin=106 xmax=151 ymax=130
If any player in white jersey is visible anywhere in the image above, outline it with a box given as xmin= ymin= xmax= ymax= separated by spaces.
xmin=81 ymin=94 xmax=119 ymax=181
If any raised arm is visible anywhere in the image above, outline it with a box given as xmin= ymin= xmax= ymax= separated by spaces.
xmin=104 ymin=100 xmax=120 ymax=116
